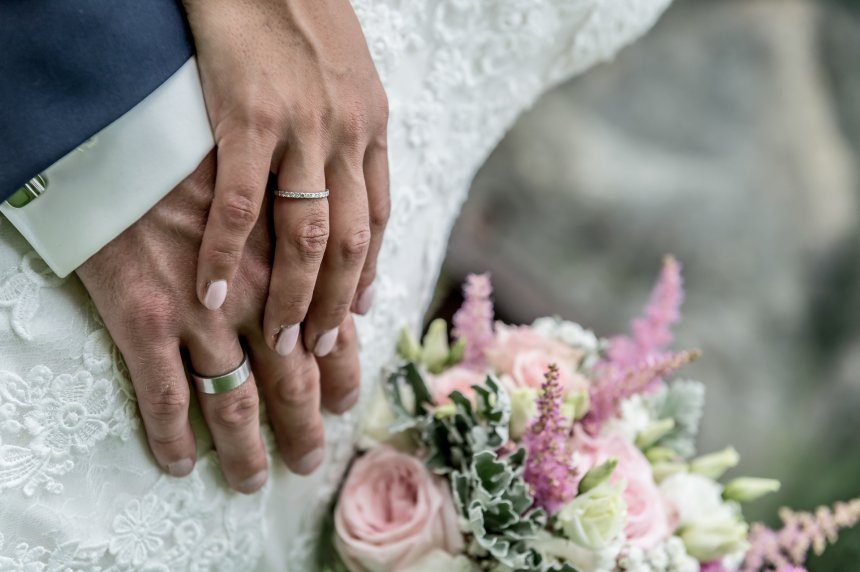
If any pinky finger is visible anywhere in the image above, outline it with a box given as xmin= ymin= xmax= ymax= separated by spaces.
xmin=352 ymin=142 xmax=390 ymax=315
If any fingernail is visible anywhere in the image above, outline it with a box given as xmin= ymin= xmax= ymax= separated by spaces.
xmin=294 ymin=448 xmax=325 ymax=475
xmin=167 ymin=458 xmax=194 ymax=477
xmin=314 ymin=327 xmax=338 ymax=357
xmin=237 ymin=469 xmax=268 ymax=494
xmin=354 ymin=286 xmax=375 ymax=315
xmin=334 ymin=387 xmax=361 ymax=413
xmin=275 ymin=324 xmax=300 ymax=356
xmin=203 ymin=280 xmax=227 ymax=310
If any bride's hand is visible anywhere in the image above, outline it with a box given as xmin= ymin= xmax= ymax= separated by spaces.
xmin=182 ymin=0 xmax=389 ymax=358
xmin=76 ymin=153 xmax=361 ymax=493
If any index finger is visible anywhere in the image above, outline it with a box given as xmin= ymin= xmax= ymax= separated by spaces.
xmin=196 ymin=131 xmax=276 ymax=311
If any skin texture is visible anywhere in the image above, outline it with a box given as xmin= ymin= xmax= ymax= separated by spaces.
xmin=181 ymin=0 xmax=390 ymax=359
xmin=76 ymin=154 xmax=362 ymax=494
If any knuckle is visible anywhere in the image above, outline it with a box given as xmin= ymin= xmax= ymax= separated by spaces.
xmin=142 ymin=382 xmax=188 ymax=424
xmin=203 ymin=245 xmax=242 ymax=270
xmin=339 ymin=226 xmax=371 ymax=263
xmin=368 ymin=193 xmax=391 ymax=230
xmin=318 ymin=300 xmax=353 ymax=326
xmin=244 ymin=102 xmax=282 ymax=136
xmin=291 ymin=219 xmax=330 ymax=262
xmin=210 ymin=388 xmax=259 ymax=431
xmin=340 ymin=106 xmax=371 ymax=145
xmin=219 ymin=194 xmax=259 ymax=234
xmin=373 ymin=85 xmax=390 ymax=122
xmin=276 ymin=366 xmax=318 ymax=409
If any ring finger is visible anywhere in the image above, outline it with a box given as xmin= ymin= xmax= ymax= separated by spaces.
xmin=263 ymin=145 xmax=329 ymax=356
xmin=185 ymin=330 xmax=268 ymax=494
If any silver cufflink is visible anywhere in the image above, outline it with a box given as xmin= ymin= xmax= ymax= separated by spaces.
xmin=6 ymin=174 xmax=48 ymax=208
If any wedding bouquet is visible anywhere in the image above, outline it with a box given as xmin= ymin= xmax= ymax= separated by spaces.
xmin=319 ymin=258 xmax=859 ymax=572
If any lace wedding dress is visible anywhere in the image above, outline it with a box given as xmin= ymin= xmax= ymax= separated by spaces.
xmin=0 ymin=1 xmax=670 ymax=570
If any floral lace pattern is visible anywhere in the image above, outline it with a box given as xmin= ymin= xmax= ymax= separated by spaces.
xmin=0 ymin=0 xmax=671 ymax=570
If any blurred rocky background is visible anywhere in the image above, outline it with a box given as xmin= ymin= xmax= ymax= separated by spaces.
xmin=432 ymin=0 xmax=860 ymax=568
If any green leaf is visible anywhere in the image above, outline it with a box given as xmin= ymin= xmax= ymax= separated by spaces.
xmin=648 ymin=379 xmax=705 ymax=458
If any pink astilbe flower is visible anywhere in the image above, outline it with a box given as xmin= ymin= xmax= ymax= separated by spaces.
xmin=583 ymin=350 xmax=701 ymax=434
xmin=608 ymin=256 xmax=684 ymax=372
xmin=523 ymin=364 xmax=577 ymax=515
xmin=452 ymin=273 xmax=495 ymax=369
xmin=741 ymin=498 xmax=860 ymax=571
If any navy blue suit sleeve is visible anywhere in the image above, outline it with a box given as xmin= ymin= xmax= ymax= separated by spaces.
xmin=0 ymin=0 xmax=195 ymax=200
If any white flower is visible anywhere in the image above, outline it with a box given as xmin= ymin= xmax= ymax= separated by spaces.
xmin=660 ymin=473 xmax=749 ymax=562
xmin=557 ymin=483 xmax=627 ymax=550
xmin=602 ymin=395 xmax=653 ymax=444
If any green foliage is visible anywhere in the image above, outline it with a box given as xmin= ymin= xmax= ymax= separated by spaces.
xmin=385 ymin=363 xmax=557 ymax=570
xmin=453 ymin=450 xmax=547 ymax=570
xmin=648 ymin=379 xmax=705 ymax=458
xmin=385 ymin=364 xmax=511 ymax=474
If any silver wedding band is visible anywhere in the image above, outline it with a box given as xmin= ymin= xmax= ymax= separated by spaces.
xmin=191 ymin=351 xmax=251 ymax=395
xmin=274 ymin=188 xmax=330 ymax=200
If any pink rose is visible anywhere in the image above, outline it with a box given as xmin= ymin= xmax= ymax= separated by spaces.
xmin=335 ymin=446 xmax=465 ymax=571
xmin=486 ymin=325 xmax=583 ymax=376
xmin=429 ymin=367 xmax=486 ymax=404
xmin=571 ymin=426 xmax=671 ymax=549
xmin=508 ymin=350 xmax=589 ymax=394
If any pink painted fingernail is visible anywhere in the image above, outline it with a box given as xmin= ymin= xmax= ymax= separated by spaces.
xmin=275 ymin=324 xmax=300 ymax=356
xmin=334 ymin=387 xmax=361 ymax=413
xmin=203 ymin=280 xmax=227 ymax=310
xmin=294 ymin=448 xmax=325 ymax=475
xmin=167 ymin=458 xmax=194 ymax=477
xmin=237 ymin=469 xmax=268 ymax=494
xmin=314 ymin=327 xmax=339 ymax=357
xmin=354 ymin=286 xmax=375 ymax=315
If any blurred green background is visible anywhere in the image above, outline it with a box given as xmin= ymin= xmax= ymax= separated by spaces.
xmin=431 ymin=0 xmax=860 ymax=568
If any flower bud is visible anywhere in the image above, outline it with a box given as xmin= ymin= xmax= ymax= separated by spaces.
xmin=651 ymin=461 xmax=688 ymax=483
xmin=509 ymin=387 xmax=538 ymax=439
xmin=557 ymin=483 xmax=627 ymax=550
xmin=563 ymin=390 xmax=591 ymax=421
xmin=723 ymin=477 xmax=781 ymax=503
xmin=421 ymin=319 xmax=451 ymax=373
xmin=397 ymin=328 xmax=422 ymax=362
xmin=434 ymin=403 xmax=457 ymax=419
xmin=578 ymin=458 xmax=618 ymax=494
xmin=645 ymin=446 xmax=678 ymax=464
xmin=680 ymin=517 xmax=749 ymax=562
xmin=635 ymin=418 xmax=676 ymax=450
xmin=690 ymin=447 xmax=740 ymax=480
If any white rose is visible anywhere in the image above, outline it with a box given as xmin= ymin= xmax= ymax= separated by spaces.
xmin=557 ymin=483 xmax=628 ymax=550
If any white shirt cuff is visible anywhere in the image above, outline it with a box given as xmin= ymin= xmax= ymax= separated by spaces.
xmin=0 ymin=57 xmax=215 ymax=278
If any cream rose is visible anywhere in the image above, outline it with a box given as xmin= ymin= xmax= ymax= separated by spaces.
xmin=557 ymin=482 xmax=627 ymax=550
xmin=571 ymin=427 xmax=671 ymax=549
xmin=335 ymin=446 xmax=465 ymax=571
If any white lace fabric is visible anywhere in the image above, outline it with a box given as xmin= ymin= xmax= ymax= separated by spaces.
xmin=0 ymin=1 xmax=670 ymax=570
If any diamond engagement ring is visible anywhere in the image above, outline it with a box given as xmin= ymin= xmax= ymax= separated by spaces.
xmin=274 ymin=189 xmax=330 ymax=199
xmin=191 ymin=352 xmax=252 ymax=394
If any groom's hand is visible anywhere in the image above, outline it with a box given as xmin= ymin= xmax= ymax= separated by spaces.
xmin=76 ymin=153 xmax=361 ymax=493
